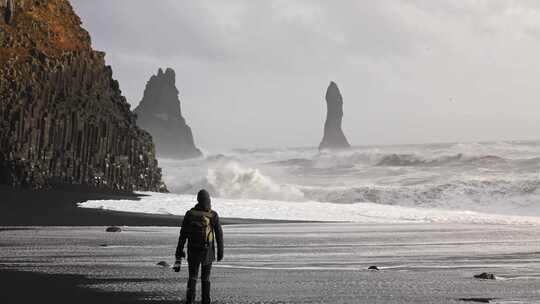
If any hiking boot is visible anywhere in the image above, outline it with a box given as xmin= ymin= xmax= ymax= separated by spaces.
xmin=185 ymin=278 xmax=197 ymax=304
xmin=201 ymin=281 xmax=211 ymax=304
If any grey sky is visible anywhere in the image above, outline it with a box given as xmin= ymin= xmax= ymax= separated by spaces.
xmin=71 ymin=0 xmax=540 ymax=150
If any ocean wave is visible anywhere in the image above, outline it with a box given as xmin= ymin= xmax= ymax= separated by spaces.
xmin=267 ymin=152 xmax=515 ymax=170
xmin=266 ymin=158 xmax=313 ymax=167
xmin=375 ymin=153 xmax=509 ymax=167
xmin=175 ymin=161 xmax=305 ymax=202
xmin=164 ymin=144 xmax=540 ymax=174
xmin=301 ymin=178 xmax=540 ymax=214
xmin=514 ymin=156 xmax=540 ymax=167
xmin=169 ymin=161 xmax=540 ymax=217
xmin=157 ymin=142 xmax=540 ymax=222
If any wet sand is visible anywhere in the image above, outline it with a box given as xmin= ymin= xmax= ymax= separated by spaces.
xmin=1 ymin=224 xmax=540 ymax=303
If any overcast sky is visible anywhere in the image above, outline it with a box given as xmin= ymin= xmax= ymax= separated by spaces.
xmin=71 ymin=0 xmax=540 ymax=150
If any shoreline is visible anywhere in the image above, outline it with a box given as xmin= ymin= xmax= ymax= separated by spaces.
xmin=0 ymin=186 xmax=302 ymax=226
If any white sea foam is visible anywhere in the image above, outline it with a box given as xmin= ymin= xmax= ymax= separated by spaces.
xmin=78 ymin=192 xmax=540 ymax=225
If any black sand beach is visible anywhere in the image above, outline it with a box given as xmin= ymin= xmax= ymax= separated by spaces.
xmin=0 ymin=270 xmax=167 ymax=304
xmin=2 ymin=224 xmax=540 ymax=303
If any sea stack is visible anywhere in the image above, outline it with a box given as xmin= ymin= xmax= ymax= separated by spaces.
xmin=319 ymin=81 xmax=351 ymax=151
xmin=0 ymin=0 xmax=166 ymax=192
xmin=134 ymin=68 xmax=202 ymax=159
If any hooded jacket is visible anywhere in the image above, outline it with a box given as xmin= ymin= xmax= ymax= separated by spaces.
xmin=175 ymin=190 xmax=224 ymax=264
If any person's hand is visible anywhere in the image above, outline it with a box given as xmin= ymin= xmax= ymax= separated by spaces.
xmin=173 ymin=260 xmax=182 ymax=272
xmin=217 ymin=252 xmax=223 ymax=262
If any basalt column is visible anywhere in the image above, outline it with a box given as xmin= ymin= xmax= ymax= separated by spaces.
xmin=0 ymin=0 xmax=166 ymax=191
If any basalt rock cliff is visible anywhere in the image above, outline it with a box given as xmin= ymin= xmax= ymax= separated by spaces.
xmin=134 ymin=68 xmax=202 ymax=159
xmin=0 ymin=0 xmax=166 ymax=191
xmin=319 ymin=81 xmax=351 ymax=151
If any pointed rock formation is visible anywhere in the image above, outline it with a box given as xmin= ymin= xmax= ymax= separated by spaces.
xmin=0 ymin=0 xmax=166 ymax=191
xmin=4 ymin=0 xmax=13 ymax=24
xmin=134 ymin=68 xmax=202 ymax=159
xmin=319 ymin=81 xmax=351 ymax=150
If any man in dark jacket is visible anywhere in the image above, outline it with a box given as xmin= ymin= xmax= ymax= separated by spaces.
xmin=175 ymin=189 xmax=224 ymax=304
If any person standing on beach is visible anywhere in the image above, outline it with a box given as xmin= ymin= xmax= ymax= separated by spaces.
xmin=175 ymin=189 xmax=224 ymax=304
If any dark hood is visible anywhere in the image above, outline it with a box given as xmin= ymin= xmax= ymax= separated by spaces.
xmin=195 ymin=189 xmax=211 ymax=211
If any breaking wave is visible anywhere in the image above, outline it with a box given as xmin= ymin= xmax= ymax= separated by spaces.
xmin=174 ymin=161 xmax=305 ymax=202
xmin=164 ymin=158 xmax=540 ymax=217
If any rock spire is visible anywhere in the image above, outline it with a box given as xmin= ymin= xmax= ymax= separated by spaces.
xmin=319 ymin=81 xmax=351 ymax=151
xmin=134 ymin=68 xmax=202 ymax=159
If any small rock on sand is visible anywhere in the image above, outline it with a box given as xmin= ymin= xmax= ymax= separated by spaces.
xmin=156 ymin=261 xmax=170 ymax=267
xmin=474 ymin=273 xmax=496 ymax=280
xmin=458 ymin=298 xmax=493 ymax=303
xmin=105 ymin=226 xmax=122 ymax=232
xmin=368 ymin=266 xmax=379 ymax=270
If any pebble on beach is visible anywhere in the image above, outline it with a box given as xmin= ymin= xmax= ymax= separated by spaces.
xmin=157 ymin=261 xmax=170 ymax=267
xmin=105 ymin=226 xmax=122 ymax=233
xmin=474 ymin=273 xmax=496 ymax=280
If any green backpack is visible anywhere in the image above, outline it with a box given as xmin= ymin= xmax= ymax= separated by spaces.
xmin=188 ymin=209 xmax=214 ymax=248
